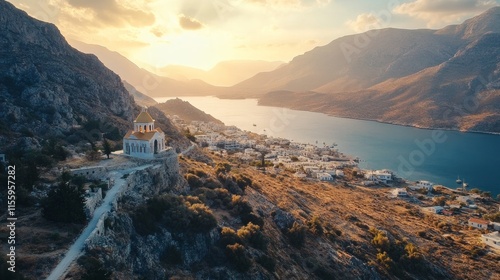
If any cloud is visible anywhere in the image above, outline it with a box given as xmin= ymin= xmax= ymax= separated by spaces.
xmin=178 ymin=14 xmax=204 ymax=30
xmin=65 ymin=0 xmax=155 ymax=27
xmin=346 ymin=13 xmax=385 ymax=33
xmin=150 ymin=26 xmax=168 ymax=37
xmin=244 ymin=0 xmax=331 ymax=8
xmin=393 ymin=0 xmax=499 ymax=27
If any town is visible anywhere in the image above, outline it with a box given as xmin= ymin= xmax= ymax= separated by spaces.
xmin=169 ymin=116 xmax=500 ymax=254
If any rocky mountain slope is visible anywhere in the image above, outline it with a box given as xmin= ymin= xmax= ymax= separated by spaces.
xmin=0 ymin=0 xmax=189 ymax=152
xmin=62 ymin=150 xmax=500 ymax=280
xmin=154 ymin=98 xmax=224 ymax=125
xmin=243 ymin=7 xmax=500 ymax=133
xmin=123 ymin=81 xmax=158 ymax=108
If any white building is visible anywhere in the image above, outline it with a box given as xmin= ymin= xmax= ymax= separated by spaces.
xmin=123 ymin=109 xmax=166 ymax=158
xmin=410 ymin=180 xmax=434 ymax=190
xmin=317 ymin=173 xmax=334 ymax=181
xmin=482 ymin=231 xmax=500 ymax=251
xmin=423 ymin=206 xmax=444 ymax=214
xmin=365 ymin=170 xmax=392 ymax=183
xmin=392 ymin=188 xmax=408 ymax=197
xmin=468 ymin=218 xmax=490 ymax=229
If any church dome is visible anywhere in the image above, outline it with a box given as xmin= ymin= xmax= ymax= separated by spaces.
xmin=134 ymin=111 xmax=154 ymax=123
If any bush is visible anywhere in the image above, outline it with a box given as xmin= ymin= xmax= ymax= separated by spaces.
xmin=132 ymin=194 xmax=217 ymax=235
xmin=225 ymin=243 xmax=251 ymax=272
xmin=78 ymin=255 xmax=112 ymax=280
xmin=307 ymin=216 xmax=324 ymax=235
xmin=241 ymin=212 xmax=265 ymax=228
xmin=215 ymin=162 xmax=231 ymax=174
xmin=287 ymin=222 xmax=307 ymax=247
xmin=371 ymin=230 xmax=390 ymax=251
xmin=220 ymin=227 xmax=241 ymax=247
xmin=42 ymin=183 xmax=86 ymax=223
xmin=234 ymin=174 xmax=252 ymax=192
xmin=185 ymin=173 xmax=203 ymax=188
xmin=237 ymin=222 xmax=267 ymax=250
xmin=231 ymin=195 xmax=253 ymax=216
xmin=376 ymin=251 xmax=394 ymax=270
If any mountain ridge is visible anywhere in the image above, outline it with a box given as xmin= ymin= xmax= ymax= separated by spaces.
xmin=247 ymin=7 xmax=500 ymax=133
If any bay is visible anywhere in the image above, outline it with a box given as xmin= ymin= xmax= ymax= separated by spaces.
xmin=156 ymin=96 xmax=500 ymax=196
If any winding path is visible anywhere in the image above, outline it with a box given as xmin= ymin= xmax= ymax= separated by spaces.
xmin=45 ymin=164 xmax=153 ymax=280
xmin=46 ymin=144 xmax=195 ymax=280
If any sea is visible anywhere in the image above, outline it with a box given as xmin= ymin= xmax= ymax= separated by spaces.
xmin=156 ymin=96 xmax=500 ymax=196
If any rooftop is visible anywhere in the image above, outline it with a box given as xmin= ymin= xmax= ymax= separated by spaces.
xmin=469 ymin=217 xmax=490 ymax=225
xmin=134 ymin=111 xmax=154 ymax=123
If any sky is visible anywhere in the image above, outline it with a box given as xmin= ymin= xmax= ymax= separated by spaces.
xmin=8 ymin=0 xmax=500 ymax=70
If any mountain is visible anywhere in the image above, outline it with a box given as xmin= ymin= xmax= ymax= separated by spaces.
xmin=248 ymin=7 xmax=500 ymax=133
xmin=159 ymin=60 xmax=283 ymax=86
xmin=0 ymin=0 xmax=189 ymax=151
xmin=123 ymin=81 xmax=158 ymax=107
xmin=154 ymin=98 xmax=224 ymax=125
xmin=67 ymin=39 xmax=223 ymax=97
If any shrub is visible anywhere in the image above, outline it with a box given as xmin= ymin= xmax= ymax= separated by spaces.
xmin=237 ymin=222 xmax=267 ymax=250
xmin=241 ymin=212 xmax=265 ymax=228
xmin=372 ymin=231 xmax=390 ymax=252
xmin=42 ymin=183 xmax=86 ymax=223
xmin=132 ymin=194 xmax=217 ymax=235
xmin=215 ymin=162 xmax=231 ymax=174
xmin=187 ymin=203 xmax=218 ymax=232
xmin=220 ymin=227 xmax=241 ymax=247
xmin=231 ymin=195 xmax=253 ymax=216
xmin=376 ymin=251 xmax=394 ymax=270
xmin=234 ymin=174 xmax=252 ymax=192
xmin=225 ymin=243 xmax=251 ymax=272
xmin=256 ymin=254 xmax=276 ymax=272
xmin=185 ymin=173 xmax=203 ymax=188
xmin=78 ymin=255 xmax=112 ymax=280
xmin=287 ymin=222 xmax=307 ymax=247
xmin=307 ymin=216 xmax=324 ymax=235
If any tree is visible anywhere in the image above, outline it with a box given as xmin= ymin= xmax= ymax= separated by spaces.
xmin=102 ymin=138 xmax=112 ymax=159
xmin=79 ymin=256 xmax=112 ymax=280
xmin=42 ymin=183 xmax=86 ymax=223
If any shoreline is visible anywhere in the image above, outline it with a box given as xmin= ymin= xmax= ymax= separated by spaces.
xmin=154 ymin=95 xmax=500 ymax=136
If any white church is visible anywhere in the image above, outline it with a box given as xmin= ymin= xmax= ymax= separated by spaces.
xmin=123 ymin=108 xmax=166 ymax=158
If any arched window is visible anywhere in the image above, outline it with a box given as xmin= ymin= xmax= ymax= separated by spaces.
xmin=144 ymin=125 xmax=147 ymax=131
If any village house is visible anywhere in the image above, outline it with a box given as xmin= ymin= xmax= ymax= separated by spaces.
xmin=316 ymin=172 xmax=334 ymax=181
xmin=482 ymin=231 xmax=500 ymax=251
xmin=123 ymin=109 xmax=166 ymax=158
xmin=365 ymin=170 xmax=392 ymax=183
xmin=410 ymin=180 xmax=434 ymax=191
xmin=424 ymin=206 xmax=444 ymax=214
xmin=468 ymin=217 xmax=490 ymax=229
xmin=392 ymin=188 xmax=408 ymax=197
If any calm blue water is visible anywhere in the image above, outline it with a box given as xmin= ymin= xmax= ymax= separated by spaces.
xmin=156 ymin=97 xmax=500 ymax=196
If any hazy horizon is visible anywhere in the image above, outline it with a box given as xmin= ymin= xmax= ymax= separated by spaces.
xmin=8 ymin=0 xmax=500 ymax=70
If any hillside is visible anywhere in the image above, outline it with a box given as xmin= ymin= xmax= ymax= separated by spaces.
xmin=253 ymin=7 xmax=500 ymax=133
xmin=123 ymin=81 xmax=158 ymax=108
xmin=0 ymin=0 xmax=190 ymax=151
xmin=154 ymin=98 xmax=224 ymax=125
xmin=67 ymin=39 xmax=223 ymax=97
xmin=58 ymin=148 xmax=500 ymax=280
